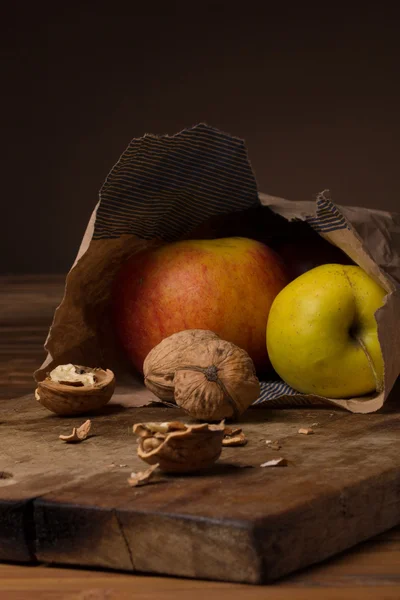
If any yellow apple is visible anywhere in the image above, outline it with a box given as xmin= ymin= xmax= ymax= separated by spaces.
xmin=266 ymin=264 xmax=387 ymax=398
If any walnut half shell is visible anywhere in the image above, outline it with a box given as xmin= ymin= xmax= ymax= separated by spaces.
xmin=35 ymin=364 xmax=115 ymax=416
xmin=133 ymin=420 xmax=225 ymax=473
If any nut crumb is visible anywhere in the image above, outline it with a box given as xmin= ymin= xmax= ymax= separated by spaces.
xmin=50 ymin=364 xmax=96 ymax=387
xmin=298 ymin=428 xmax=314 ymax=435
xmin=127 ymin=463 xmax=159 ymax=487
xmin=311 ymin=422 xmax=319 ymax=427
xmin=222 ymin=432 xmax=247 ymax=447
xmin=260 ymin=458 xmax=287 ymax=467
xmin=265 ymin=440 xmax=281 ymax=450
xmin=167 ymin=421 xmax=188 ymax=431
xmin=59 ymin=420 xmax=91 ymax=443
xmin=119 ymin=464 xmax=127 ymax=468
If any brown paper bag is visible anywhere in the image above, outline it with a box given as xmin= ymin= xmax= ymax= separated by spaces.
xmin=35 ymin=124 xmax=400 ymax=413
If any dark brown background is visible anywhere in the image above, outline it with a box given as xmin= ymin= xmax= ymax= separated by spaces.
xmin=2 ymin=4 xmax=399 ymax=274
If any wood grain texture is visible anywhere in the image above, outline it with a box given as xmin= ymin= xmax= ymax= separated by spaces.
xmin=2 ymin=395 xmax=400 ymax=583
xmin=1 ymin=275 xmax=400 ymax=597
xmin=0 ymin=275 xmax=66 ymax=400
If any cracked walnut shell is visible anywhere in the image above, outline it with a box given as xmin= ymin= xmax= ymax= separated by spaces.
xmin=133 ymin=421 xmax=225 ymax=473
xmin=173 ymin=338 xmax=260 ymax=421
xmin=143 ymin=329 xmax=219 ymax=401
xmin=35 ymin=364 xmax=115 ymax=416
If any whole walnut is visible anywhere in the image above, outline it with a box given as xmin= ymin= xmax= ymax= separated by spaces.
xmin=174 ymin=338 xmax=260 ymax=421
xmin=143 ymin=329 xmax=219 ymax=401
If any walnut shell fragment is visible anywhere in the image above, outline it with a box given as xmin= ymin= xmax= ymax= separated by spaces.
xmin=222 ymin=426 xmax=247 ymax=447
xmin=36 ymin=364 xmax=115 ymax=416
xmin=222 ymin=431 xmax=247 ymax=447
xmin=173 ymin=338 xmax=260 ymax=421
xmin=127 ymin=463 xmax=159 ymax=487
xmin=224 ymin=426 xmax=242 ymax=437
xmin=59 ymin=419 xmax=92 ymax=443
xmin=133 ymin=420 xmax=225 ymax=473
xmin=143 ymin=330 xmax=219 ymax=401
xmin=260 ymin=458 xmax=287 ymax=467
xmin=298 ymin=428 xmax=314 ymax=435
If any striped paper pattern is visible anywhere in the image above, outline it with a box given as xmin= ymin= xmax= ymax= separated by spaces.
xmin=306 ymin=193 xmax=351 ymax=234
xmin=255 ymin=380 xmax=298 ymax=403
xmin=95 ymin=123 xmax=260 ymax=241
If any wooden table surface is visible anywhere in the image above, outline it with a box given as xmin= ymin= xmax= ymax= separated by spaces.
xmin=1 ymin=274 xmax=400 ymax=599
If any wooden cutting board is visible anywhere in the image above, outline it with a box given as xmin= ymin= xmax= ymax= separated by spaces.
xmin=1 ymin=390 xmax=400 ymax=585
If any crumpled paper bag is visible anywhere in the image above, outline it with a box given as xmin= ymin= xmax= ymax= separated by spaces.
xmin=35 ymin=124 xmax=400 ymax=413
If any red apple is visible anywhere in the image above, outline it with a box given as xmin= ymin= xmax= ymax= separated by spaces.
xmin=112 ymin=237 xmax=290 ymax=374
